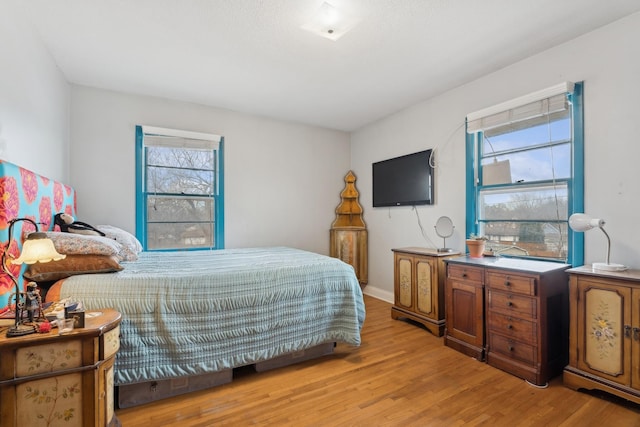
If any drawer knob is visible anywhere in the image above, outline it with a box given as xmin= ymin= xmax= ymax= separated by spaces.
xmin=508 ymin=345 xmax=514 ymax=352
xmin=505 ymin=281 xmax=511 ymax=287
xmin=507 ymin=324 xmax=513 ymax=330
xmin=462 ymin=273 xmax=468 ymax=278
xmin=634 ymin=327 xmax=640 ymax=342
xmin=507 ymin=301 xmax=513 ymax=307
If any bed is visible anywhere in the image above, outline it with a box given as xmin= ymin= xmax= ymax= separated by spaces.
xmin=0 ymin=160 xmax=365 ymax=408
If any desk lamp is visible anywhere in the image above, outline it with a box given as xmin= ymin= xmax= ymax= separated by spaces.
xmin=568 ymin=213 xmax=627 ymax=272
xmin=2 ymin=218 xmax=65 ymax=337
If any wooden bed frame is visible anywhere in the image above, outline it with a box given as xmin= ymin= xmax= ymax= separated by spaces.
xmin=117 ymin=342 xmax=335 ymax=408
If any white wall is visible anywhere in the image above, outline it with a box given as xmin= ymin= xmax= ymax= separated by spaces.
xmin=0 ymin=0 xmax=70 ymax=181
xmin=353 ymin=12 xmax=640 ymax=301
xmin=69 ymin=86 xmax=351 ymax=255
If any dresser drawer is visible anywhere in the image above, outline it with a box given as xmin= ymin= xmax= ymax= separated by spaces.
xmin=487 ymin=290 xmax=537 ymax=319
xmin=486 ymin=271 xmax=536 ymax=296
xmin=16 ymin=340 xmax=83 ymax=377
xmin=487 ymin=312 xmax=537 ymax=344
xmin=448 ymin=265 xmax=484 ymax=283
xmin=489 ymin=333 xmax=537 ymax=365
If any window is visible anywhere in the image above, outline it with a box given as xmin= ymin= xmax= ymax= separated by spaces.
xmin=135 ymin=125 xmax=224 ymax=251
xmin=465 ymin=82 xmax=583 ymax=264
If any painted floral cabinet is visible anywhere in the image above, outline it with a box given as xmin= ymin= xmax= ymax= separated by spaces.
xmin=391 ymin=247 xmax=459 ymax=337
xmin=564 ymin=267 xmax=640 ymax=404
xmin=0 ymin=309 xmax=122 ymax=426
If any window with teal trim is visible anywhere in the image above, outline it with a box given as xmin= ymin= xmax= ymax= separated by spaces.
xmin=465 ymin=83 xmax=583 ymax=264
xmin=135 ymin=126 xmax=224 ymax=251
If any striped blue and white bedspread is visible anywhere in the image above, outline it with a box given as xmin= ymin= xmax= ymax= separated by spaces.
xmin=57 ymin=247 xmax=365 ymax=385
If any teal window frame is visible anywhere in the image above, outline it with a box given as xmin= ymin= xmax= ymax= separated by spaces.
xmin=465 ymin=83 xmax=584 ymax=265
xmin=135 ymin=125 xmax=225 ymax=251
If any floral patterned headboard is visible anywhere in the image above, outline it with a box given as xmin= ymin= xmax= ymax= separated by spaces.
xmin=0 ymin=160 xmax=76 ymax=308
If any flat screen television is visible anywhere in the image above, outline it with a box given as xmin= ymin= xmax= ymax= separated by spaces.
xmin=372 ymin=149 xmax=434 ymax=207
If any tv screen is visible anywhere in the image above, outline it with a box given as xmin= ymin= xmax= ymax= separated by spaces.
xmin=372 ymin=149 xmax=434 ymax=207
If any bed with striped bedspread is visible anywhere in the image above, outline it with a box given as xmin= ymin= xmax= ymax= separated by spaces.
xmin=51 ymin=246 xmax=365 ymax=386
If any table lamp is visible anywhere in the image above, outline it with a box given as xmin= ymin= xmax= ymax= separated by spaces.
xmin=2 ymin=217 xmax=66 ymax=337
xmin=568 ymin=213 xmax=627 ymax=272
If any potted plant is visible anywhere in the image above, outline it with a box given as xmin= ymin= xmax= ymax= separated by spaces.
xmin=466 ymin=234 xmax=488 ymax=258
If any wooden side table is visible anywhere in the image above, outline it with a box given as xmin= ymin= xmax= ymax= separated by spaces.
xmin=563 ymin=266 xmax=640 ymax=404
xmin=391 ymin=247 xmax=460 ymax=337
xmin=0 ymin=308 xmax=122 ymax=427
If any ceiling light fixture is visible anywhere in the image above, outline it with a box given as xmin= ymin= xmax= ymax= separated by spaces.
xmin=301 ymin=2 xmax=360 ymax=41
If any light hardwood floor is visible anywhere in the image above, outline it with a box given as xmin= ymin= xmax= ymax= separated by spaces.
xmin=116 ymin=295 xmax=640 ymax=426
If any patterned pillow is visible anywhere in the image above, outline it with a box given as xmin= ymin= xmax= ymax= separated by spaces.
xmin=44 ymin=232 xmax=123 ymax=256
xmin=97 ymin=225 xmax=143 ymax=261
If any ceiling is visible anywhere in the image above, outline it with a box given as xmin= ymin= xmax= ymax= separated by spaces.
xmin=20 ymin=0 xmax=640 ymax=132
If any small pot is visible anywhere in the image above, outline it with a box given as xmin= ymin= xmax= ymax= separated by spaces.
xmin=466 ymin=240 xmax=485 ymax=258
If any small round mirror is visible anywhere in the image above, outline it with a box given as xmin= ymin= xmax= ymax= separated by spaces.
xmin=434 ymin=216 xmax=454 ymax=252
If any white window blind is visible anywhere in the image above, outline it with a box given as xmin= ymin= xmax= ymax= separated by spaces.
xmin=141 ymin=125 xmax=221 ymax=150
xmin=466 ymin=82 xmax=575 ymax=134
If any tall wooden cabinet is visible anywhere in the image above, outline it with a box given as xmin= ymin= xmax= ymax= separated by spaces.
xmin=563 ymin=266 xmax=640 ymax=404
xmin=391 ymin=247 xmax=459 ymax=337
xmin=444 ymin=257 xmax=570 ymax=386
xmin=330 ymin=170 xmax=367 ymax=287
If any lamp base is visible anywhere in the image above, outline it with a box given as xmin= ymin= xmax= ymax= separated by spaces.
xmin=6 ymin=323 xmax=36 ymax=337
xmin=592 ymin=262 xmax=628 ymax=272
xmin=437 ymin=248 xmax=454 ymax=253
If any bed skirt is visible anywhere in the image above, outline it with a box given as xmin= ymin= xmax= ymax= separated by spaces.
xmin=117 ymin=342 xmax=336 ymax=408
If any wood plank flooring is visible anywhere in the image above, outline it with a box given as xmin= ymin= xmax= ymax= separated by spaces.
xmin=115 ymin=295 xmax=640 ymax=426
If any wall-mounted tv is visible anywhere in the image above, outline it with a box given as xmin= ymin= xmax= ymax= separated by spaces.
xmin=372 ymin=149 xmax=434 ymax=207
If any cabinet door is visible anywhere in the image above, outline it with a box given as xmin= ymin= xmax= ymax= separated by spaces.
xmin=98 ymin=356 xmax=116 ymax=427
xmin=16 ymin=372 xmax=84 ymax=426
xmin=446 ymin=279 xmax=484 ymax=348
xmin=576 ymin=278 xmax=632 ymax=386
xmin=633 ymin=288 xmax=640 ymax=390
xmin=415 ymin=257 xmax=435 ymax=319
xmin=331 ymin=229 xmax=367 ymax=286
xmin=394 ymin=253 xmax=414 ymax=310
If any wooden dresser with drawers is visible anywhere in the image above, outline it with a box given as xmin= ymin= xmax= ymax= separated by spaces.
xmin=445 ymin=256 xmax=570 ymax=386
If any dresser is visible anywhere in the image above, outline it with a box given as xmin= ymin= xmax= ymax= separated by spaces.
xmin=391 ymin=247 xmax=460 ymax=337
xmin=445 ymin=256 xmax=570 ymax=386
xmin=0 ymin=309 xmax=122 ymax=427
xmin=563 ymin=266 xmax=640 ymax=404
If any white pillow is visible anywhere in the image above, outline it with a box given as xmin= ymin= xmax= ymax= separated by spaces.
xmin=97 ymin=225 xmax=143 ymax=261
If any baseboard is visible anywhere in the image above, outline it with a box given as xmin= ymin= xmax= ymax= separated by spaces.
xmin=362 ymin=286 xmax=393 ymax=303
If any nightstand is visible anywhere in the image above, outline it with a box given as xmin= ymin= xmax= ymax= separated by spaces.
xmin=563 ymin=266 xmax=640 ymax=404
xmin=0 ymin=308 xmax=122 ymax=427
xmin=391 ymin=247 xmax=460 ymax=336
